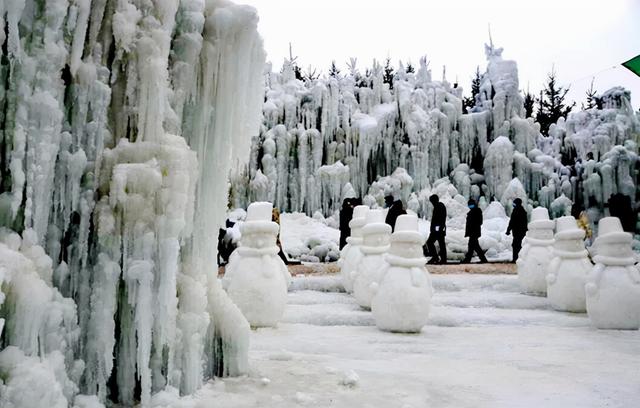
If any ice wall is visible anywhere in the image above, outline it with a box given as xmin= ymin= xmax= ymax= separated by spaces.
xmin=238 ymin=45 xmax=639 ymax=225
xmin=0 ymin=0 xmax=264 ymax=406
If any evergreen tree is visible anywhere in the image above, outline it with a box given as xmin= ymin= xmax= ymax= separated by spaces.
xmin=383 ymin=58 xmax=395 ymax=89
xmin=523 ymin=89 xmax=535 ymax=118
xmin=535 ymin=68 xmax=575 ymax=135
xmin=304 ymin=66 xmax=319 ymax=81
xmin=462 ymin=66 xmax=481 ymax=113
xmin=583 ymin=78 xmax=598 ymax=110
xmin=329 ymin=60 xmax=341 ymax=78
xmin=287 ymin=43 xmax=304 ymax=81
xmin=405 ymin=62 xmax=415 ymax=74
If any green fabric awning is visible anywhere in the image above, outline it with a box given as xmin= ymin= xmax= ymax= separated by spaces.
xmin=622 ymin=54 xmax=640 ymax=77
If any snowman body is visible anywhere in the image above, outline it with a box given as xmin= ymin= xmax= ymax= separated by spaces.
xmin=372 ymin=216 xmax=432 ymax=333
xmin=586 ymin=218 xmax=640 ymax=329
xmin=339 ymin=206 xmax=368 ymax=293
xmin=546 ymin=217 xmax=592 ymax=312
xmin=517 ymin=210 xmax=554 ymax=295
xmin=223 ymin=203 xmax=291 ymax=328
xmin=353 ymin=211 xmax=391 ymax=309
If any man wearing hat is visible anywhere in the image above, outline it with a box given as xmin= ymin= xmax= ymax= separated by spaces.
xmin=506 ymin=198 xmax=528 ymax=262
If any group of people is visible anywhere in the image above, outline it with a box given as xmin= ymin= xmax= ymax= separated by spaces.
xmin=426 ymin=195 xmax=528 ymax=265
xmin=340 ymin=194 xmax=531 ymax=265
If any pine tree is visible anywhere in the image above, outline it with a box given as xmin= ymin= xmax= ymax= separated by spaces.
xmin=523 ymin=89 xmax=535 ymax=118
xmin=304 ymin=65 xmax=319 ymax=81
xmin=583 ymin=79 xmax=598 ymax=110
xmin=405 ymin=62 xmax=415 ymax=74
xmin=287 ymin=43 xmax=304 ymax=81
xmin=462 ymin=66 xmax=481 ymax=113
xmin=535 ymin=68 xmax=575 ymax=135
xmin=329 ymin=60 xmax=341 ymax=78
xmin=383 ymin=58 xmax=395 ymax=89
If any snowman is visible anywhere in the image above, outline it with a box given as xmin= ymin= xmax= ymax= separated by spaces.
xmin=585 ymin=217 xmax=640 ymax=329
xmin=339 ymin=205 xmax=369 ymax=293
xmin=516 ymin=207 xmax=555 ymax=295
xmin=352 ymin=209 xmax=392 ymax=309
xmin=223 ymin=202 xmax=291 ymax=328
xmin=546 ymin=216 xmax=592 ymax=312
xmin=371 ymin=214 xmax=433 ymax=333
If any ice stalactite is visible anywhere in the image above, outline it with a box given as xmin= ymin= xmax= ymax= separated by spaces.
xmin=1 ymin=0 xmax=265 ymax=406
xmin=484 ymin=136 xmax=515 ymax=200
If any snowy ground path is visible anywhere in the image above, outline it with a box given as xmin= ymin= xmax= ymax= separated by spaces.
xmin=155 ymin=274 xmax=640 ymax=408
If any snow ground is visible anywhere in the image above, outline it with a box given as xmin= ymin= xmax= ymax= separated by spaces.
xmin=154 ymin=274 xmax=640 ymax=408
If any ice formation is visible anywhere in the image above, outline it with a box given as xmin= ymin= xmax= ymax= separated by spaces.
xmin=0 ymin=0 xmax=265 ymax=405
xmin=339 ymin=205 xmax=369 ymax=293
xmin=546 ymin=216 xmax=593 ymax=312
xmin=516 ymin=207 xmax=555 ymax=294
xmin=352 ymin=209 xmax=392 ymax=309
xmin=585 ymin=217 xmax=640 ymax=329
xmin=223 ymin=202 xmax=291 ymax=328
xmin=231 ymin=43 xmax=639 ymax=239
xmin=371 ymin=214 xmax=433 ymax=333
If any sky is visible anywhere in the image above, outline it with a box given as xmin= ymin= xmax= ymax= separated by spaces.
xmin=237 ymin=0 xmax=640 ymax=110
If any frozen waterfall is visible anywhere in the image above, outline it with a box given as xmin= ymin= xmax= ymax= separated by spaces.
xmin=0 ymin=0 xmax=265 ymax=406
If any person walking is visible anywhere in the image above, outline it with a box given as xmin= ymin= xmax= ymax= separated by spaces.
xmin=462 ymin=199 xmax=488 ymax=263
xmin=506 ymin=198 xmax=528 ymax=262
xmin=339 ymin=198 xmax=356 ymax=250
xmin=426 ymin=194 xmax=447 ymax=264
xmin=384 ymin=195 xmax=406 ymax=232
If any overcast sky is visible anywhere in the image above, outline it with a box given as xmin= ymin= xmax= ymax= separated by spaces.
xmin=237 ymin=0 xmax=640 ymax=110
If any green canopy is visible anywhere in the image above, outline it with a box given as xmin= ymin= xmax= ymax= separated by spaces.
xmin=622 ymin=54 xmax=640 ymax=77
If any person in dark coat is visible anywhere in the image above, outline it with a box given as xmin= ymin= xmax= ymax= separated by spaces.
xmin=384 ymin=195 xmax=406 ymax=231
xmin=462 ymin=199 xmax=488 ymax=263
xmin=506 ymin=198 xmax=528 ymax=262
xmin=339 ymin=198 xmax=356 ymax=250
xmin=426 ymin=194 xmax=447 ymax=264
xmin=609 ymin=193 xmax=636 ymax=234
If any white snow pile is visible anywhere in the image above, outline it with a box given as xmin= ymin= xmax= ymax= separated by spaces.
xmin=227 ymin=211 xmax=341 ymax=262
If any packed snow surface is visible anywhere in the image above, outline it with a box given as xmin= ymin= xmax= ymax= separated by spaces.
xmin=152 ymin=274 xmax=640 ymax=407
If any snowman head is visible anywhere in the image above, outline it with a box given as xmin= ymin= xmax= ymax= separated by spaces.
xmin=349 ymin=205 xmax=370 ymax=239
xmin=553 ymin=216 xmax=586 ymax=250
xmin=527 ymin=208 xmax=555 ymax=240
xmin=389 ymin=215 xmax=424 ymax=259
xmin=592 ymin=217 xmax=634 ymax=260
xmin=241 ymin=202 xmax=280 ymax=249
xmin=362 ymin=209 xmax=391 ymax=248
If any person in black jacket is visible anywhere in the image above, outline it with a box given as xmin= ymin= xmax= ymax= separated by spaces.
xmin=462 ymin=199 xmax=488 ymax=263
xmin=384 ymin=195 xmax=406 ymax=231
xmin=506 ymin=198 xmax=528 ymax=262
xmin=426 ymin=194 xmax=447 ymax=264
xmin=339 ymin=198 xmax=360 ymax=249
